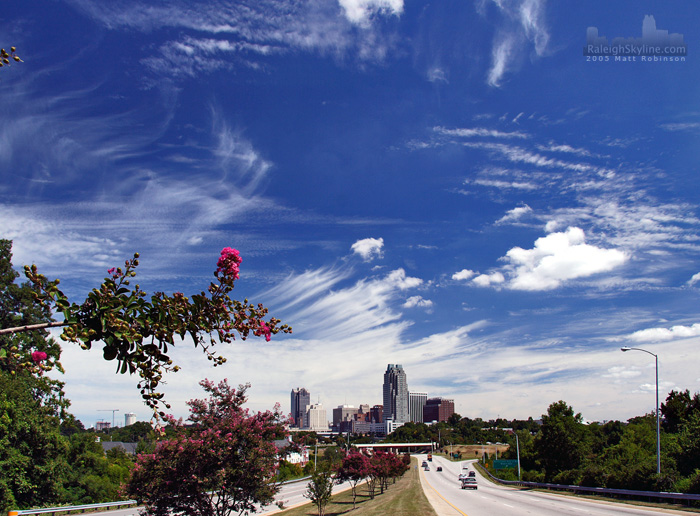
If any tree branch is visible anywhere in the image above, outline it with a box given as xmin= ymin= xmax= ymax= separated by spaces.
xmin=0 ymin=321 xmax=67 ymax=335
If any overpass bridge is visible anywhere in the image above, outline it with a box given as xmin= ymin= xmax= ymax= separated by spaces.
xmin=353 ymin=442 xmax=434 ymax=454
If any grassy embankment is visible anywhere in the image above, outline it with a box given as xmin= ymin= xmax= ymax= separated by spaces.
xmin=277 ymin=457 xmax=437 ymax=516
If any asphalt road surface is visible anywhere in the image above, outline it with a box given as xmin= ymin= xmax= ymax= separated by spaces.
xmin=419 ymin=454 xmax=694 ymax=516
xmin=62 ymin=477 xmax=349 ymax=515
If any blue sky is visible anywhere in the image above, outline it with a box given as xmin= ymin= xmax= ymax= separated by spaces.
xmin=2 ymin=0 xmax=699 ymax=427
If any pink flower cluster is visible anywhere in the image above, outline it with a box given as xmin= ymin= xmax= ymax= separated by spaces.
xmin=216 ymin=247 xmax=242 ymax=279
xmin=254 ymin=321 xmax=272 ymax=342
xmin=32 ymin=351 xmax=48 ymax=363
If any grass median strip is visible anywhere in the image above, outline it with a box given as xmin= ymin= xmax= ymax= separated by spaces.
xmin=277 ymin=458 xmax=438 ymax=516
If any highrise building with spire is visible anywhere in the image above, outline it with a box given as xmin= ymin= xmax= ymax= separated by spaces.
xmin=383 ymin=364 xmax=409 ymax=432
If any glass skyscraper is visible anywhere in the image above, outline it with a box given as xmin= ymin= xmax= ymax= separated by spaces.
xmin=290 ymin=387 xmax=311 ymax=428
xmin=383 ymin=364 xmax=409 ymax=426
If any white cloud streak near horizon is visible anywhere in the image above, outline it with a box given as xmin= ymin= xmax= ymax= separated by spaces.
xmin=628 ymin=323 xmax=700 ymax=343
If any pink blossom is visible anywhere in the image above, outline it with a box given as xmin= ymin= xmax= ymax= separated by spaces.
xmin=108 ymin=267 xmax=116 ymax=275
xmin=31 ymin=351 xmax=48 ymax=363
xmin=261 ymin=322 xmax=271 ymax=342
xmin=216 ymin=247 xmax=242 ymax=279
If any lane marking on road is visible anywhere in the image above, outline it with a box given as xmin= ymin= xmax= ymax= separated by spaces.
xmin=422 ymin=473 xmax=470 ymax=516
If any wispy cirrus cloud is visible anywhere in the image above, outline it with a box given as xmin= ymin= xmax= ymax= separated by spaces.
xmin=67 ymin=0 xmax=403 ymax=79
xmin=434 ymin=126 xmax=528 ymax=139
xmin=478 ymin=0 xmax=550 ymax=87
xmin=497 ymin=204 xmax=533 ymax=224
xmin=262 ymin=265 xmax=422 ymax=341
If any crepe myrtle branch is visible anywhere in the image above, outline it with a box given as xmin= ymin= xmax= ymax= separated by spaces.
xmin=8 ymin=248 xmax=291 ymax=420
xmin=0 ymin=47 xmax=22 ymax=68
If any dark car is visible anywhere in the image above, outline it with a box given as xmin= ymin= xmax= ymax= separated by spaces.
xmin=437 ymin=466 xmax=443 ymax=472
xmin=468 ymin=470 xmax=476 ymax=477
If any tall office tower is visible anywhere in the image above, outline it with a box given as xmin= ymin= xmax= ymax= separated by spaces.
xmin=409 ymin=392 xmax=427 ymax=424
xmin=290 ymin=387 xmax=311 ymax=428
xmin=383 ymin=364 xmax=409 ymax=427
xmin=124 ymin=412 xmax=137 ymax=427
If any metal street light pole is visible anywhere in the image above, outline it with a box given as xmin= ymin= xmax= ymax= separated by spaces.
xmin=515 ymin=432 xmax=521 ymax=481
xmin=621 ymin=346 xmax=661 ymax=476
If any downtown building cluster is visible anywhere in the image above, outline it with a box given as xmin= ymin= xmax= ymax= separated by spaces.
xmin=290 ymin=364 xmax=454 ymax=436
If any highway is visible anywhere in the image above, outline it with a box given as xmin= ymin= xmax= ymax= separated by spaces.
xmin=56 ymin=477 xmax=347 ymax=516
xmin=418 ymin=454 xmax=694 ymax=516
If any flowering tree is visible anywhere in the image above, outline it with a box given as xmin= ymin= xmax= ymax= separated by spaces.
xmin=1 ymin=246 xmax=291 ymax=418
xmin=126 ymin=379 xmax=288 ymax=516
xmin=335 ymin=450 xmax=369 ymax=509
xmin=367 ymin=451 xmax=410 ymax=497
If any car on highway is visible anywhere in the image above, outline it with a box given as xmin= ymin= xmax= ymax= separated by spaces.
xmin=458 ymin=472 xmax=468 ymax=480
xmin=422 ymin=461 xmax=428 ymax=467
xmin=461 ymin=477 xmax=478 ymax=490
xmin=468 ymin=470 xmax=476 ymax=477
xmin=437 ymin=466 xmax=443 ymax=472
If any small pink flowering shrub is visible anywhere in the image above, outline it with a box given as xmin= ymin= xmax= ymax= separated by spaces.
xmin=127 ymin=379 xmax=289 ymax=516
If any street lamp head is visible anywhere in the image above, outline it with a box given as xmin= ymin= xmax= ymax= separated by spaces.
xmin=621 ymin=346 xmax=631 ymax=352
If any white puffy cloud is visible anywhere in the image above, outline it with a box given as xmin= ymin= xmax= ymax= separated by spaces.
xmin=505 ymin=227 xmax=627 ymax=290
xmin=473 ymin=271 xmax=505 ymax=287
xmin=452 ymin=269 xmax=475 ymax=281
xmin=351 ymin=237 xmax=384 ymax=261
xmin=688 ymin=272 xmax=700 ymax=286
xmin=338 ymin=0 xmax=404 ymax=25
xmin=628 ymin=323 xmax=700 ymax=343
xmin=403 ymin=296 xmax=433 ymax=309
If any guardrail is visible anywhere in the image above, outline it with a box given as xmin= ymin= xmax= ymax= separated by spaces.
xmin=476 ymin=464 xmax=700 ymax=506
xmin=7 ymin=500 xmax=138 ymax=516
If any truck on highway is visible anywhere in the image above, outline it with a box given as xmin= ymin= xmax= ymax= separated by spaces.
xmin=427 ymin=453 xmax=432 ymax=461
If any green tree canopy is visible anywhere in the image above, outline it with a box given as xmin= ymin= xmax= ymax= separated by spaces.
xmin=534 ymin=400 xmax=586 ymax=481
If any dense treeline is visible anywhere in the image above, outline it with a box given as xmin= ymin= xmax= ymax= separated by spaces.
xmin=0 ymin=240 xmax=150 ymax=511
xmin=0 ymin=367 xmax=155 ymax=510
xmin=492 ymin=396 xmax=700 ymax=494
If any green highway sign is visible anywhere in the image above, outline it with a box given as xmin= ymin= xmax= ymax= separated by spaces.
xmin=493 ymin=459 xmax=519 ymax=469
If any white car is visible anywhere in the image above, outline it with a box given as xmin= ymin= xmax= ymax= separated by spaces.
xmin=461 ymin=477 xmax=478 ymax=490
xmin=458 ymin=472 xmax=469 ymax=480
